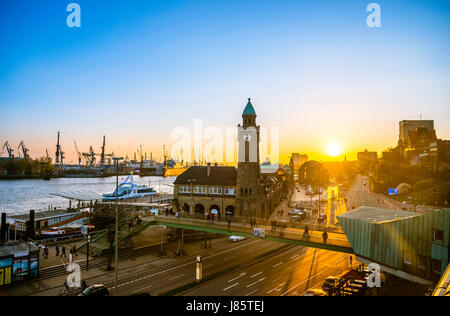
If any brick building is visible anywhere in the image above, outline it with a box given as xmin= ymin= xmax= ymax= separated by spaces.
xmin=172 ymin=99 xmax=288 ymax=219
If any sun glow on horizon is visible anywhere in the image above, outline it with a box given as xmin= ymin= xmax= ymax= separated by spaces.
xmin=326 ymin=143 xmax=343 ymax=158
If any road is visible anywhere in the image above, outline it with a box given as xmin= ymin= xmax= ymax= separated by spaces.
xmin=183 ymin=182 xmax=358 ymax=296
xmin=345 ymin=175 xmax=402 ymax=211
xmin=30 ymin=238 xmax=287 ymax=296
xmin=184 ymin=246 xmax=354 ymax=296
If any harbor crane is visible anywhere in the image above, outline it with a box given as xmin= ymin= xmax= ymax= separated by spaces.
xmin=74 ymin=141 xmax=82 ymax=166
xmin=2 ymin=142 xmax=14 ymax=158
xmin=55 ymin=131 xmax=65 ymax=165
xmin=17 ymin=141 xmax=30 ymax=160
xmin=82 ymin=146 xmax=96 ymax=166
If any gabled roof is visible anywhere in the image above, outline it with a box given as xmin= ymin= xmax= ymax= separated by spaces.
xmin=243 ymin=98 xmax=256 ymax=116
xmin=174 ymin=166 xmax=237 ymax=186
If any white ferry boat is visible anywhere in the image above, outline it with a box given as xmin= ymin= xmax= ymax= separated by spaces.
xmin=102 ymin=175 xmax=157 ymax=202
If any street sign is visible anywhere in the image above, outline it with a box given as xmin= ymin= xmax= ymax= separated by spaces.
xmin=81 ymin=225 xmax=88 ymax=235
xmin=253 ymin=228 xmax=266 ymax=238
xmin=388 ymin=189 xmax=398 ymax=196
xmin=196 ymin=256 xmax=202 ymax=282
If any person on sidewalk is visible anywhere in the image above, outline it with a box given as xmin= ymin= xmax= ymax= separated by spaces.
xmin=55 ymin=244 xmax=60 ymax=257
xmin=60 ymin=246 xmax=67 ymax=258
xmin=44 ymin=247 xmax=49 ymax=259
xmin=41 ymin=244 xmax=46 ymax=258
xmin=303 ymin=225 xmax=310 ymax=238
xmin=72 ymin=244 xmax=78 ymax=256
xmin=322 ymin=231 xmax=328 ymax=244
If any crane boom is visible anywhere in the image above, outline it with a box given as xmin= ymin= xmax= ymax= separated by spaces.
xmin=2 ymin=142 xmax=14 ymax=158
xmin=74 ymin=141 xmax=82 ymax=166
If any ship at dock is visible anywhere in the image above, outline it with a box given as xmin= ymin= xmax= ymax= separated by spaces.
xmin=102 ymin=174 xmax=157 ymax=201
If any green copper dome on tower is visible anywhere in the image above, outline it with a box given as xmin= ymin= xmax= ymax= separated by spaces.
xmin=243 ymin=98 xmax=256 ymax=116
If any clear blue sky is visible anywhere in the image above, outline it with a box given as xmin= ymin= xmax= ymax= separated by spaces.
xmin=0 ymin=0 xmax=449 ymax=162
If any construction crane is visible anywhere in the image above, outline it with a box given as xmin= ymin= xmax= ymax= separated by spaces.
xmin=17 ymin=141 xmax=30 ymax=160
xmin=2 ymin=142 xmax=14 ymax=158
xmin=82 ymin=146 xmax=96 ymax=166
xmin=74 ymin=141 xmax=82 ymax=166
xmin=45 ymin=149 xmax=50 ymax=161
xmin=55 ymin=131 xmax=63 ymax=165
xmin=99 ymin=135 xmax=106 ymax=167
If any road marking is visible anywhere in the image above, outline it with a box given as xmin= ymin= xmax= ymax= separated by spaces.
xmin=228 ymin=273 xmax=246 ymax=283
xmin=267 ymin=282 xmax=286 ymax=294
xmin=245 ymin=289 xmax=259 ymax=296
xmin=271 ymin=276 xmax=282 ymax=283
xmin=281 ymin=256 xmax=347 ymax=296
xmin=250 ymin=271 xmax=263 ymax=278
xmin=272 ymin=261 xmax=284 ymax=268
xmin=290 ymin=254 xmax=299 ymax=259
xmin=246 ymin=277 xmax=267 ymax=288
xmin=223 ymin=283 xmax=239 ymax=291
xmin=132 ymin=284 xmax=153 ymax=294
xmin=169 ymin=274 xmax=185 ymax=281
xmin=224 ymin=256 xmax=235 ymax=261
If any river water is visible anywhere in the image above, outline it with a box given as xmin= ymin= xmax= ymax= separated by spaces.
xmin=0 ymin=176 xmax=176 ymax=215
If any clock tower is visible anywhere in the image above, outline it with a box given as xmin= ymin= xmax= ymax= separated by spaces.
xmin=236 ymin=98 xmax=262 ymax=217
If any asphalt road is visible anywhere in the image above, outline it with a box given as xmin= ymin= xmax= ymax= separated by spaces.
xmin=346 ymin=175 xmax=401 ymax=210
xmin=184 ymin=246 xmax=354 ymax=296
xmin=31 ymin=238 xmax=286 ymax=296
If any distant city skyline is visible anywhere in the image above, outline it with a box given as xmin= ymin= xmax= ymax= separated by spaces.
xmin=1 ymin=0 xmax=449 ymax=164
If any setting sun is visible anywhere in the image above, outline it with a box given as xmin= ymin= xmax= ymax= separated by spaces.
xmin=326 ymin=143 xmax=343 ymax=157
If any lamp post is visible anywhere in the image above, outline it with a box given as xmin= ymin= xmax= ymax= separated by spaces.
xmin=112 ymin=157 xmax=124 ymax=296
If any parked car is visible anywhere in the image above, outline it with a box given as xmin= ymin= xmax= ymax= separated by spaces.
xmin=302 ymin=289 xmax=327 ymax=296
xmin=288 ymin=209 xmax=302 ymax=216
xmin=229 ymin=236 xmax=246 ymax=242
xmin=79 ymin=284 xmax=110 ymax=296
xmin=318 ymin=214 xmax=327 ymax=223
xmin=322 ymin=276 xmax=340 ymax=293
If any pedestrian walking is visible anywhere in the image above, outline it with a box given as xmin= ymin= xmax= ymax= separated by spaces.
xmin=41 ymin=244 xmax=46 ymax=257
xmin=55 ymin=244 xmax=60 ymax=257
xmin=303 ymin=225 xmax=309 ymax=238
xmin=44 ymin=247 xmax=49 ymax=259
xmin=61 ymin=246 xmax=67 ymax=258
xmin=73 ymin=244 xmax=78 ymax=256
xmin=273 ymin=219 xmax=277 ymax=230
xmin=322 ymin=231 xmax=328 ymax=244
xmin=350 ymin=256 xmax=353 ymax=268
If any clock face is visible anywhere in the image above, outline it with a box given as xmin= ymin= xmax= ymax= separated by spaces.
xmin=243 ymin=134 xmax=252 ymax=142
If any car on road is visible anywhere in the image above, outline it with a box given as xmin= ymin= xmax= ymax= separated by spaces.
xmin=229 ymin=236 xmax=246 ymax=242
xmin=78 ymin=284 xmax=110 ymax=296
xmin=302 ymin=289 xmax=327 ymax=296
xmin=288 ymin=209 xmax=302 ymax=216
xmin=322 ymin=276 xmax=340 ymax=293
xmin=317 ymin=214 xmax=327 ymax=223
xmin=290 ymin=216 xmax=303 ymax=222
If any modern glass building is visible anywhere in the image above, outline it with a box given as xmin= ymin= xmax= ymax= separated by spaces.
xmin=338 ymin=207 xmax=449 ymax=284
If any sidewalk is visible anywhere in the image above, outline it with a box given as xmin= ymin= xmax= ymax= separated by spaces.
xmin=39 ymin=240 xmax=87 ymax=269
xmin=0 ymin=237 xmax=229 ymax=296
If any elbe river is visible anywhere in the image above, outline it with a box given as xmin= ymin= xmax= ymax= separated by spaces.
xmin=0 ymin=176 xmax=176 ymax=215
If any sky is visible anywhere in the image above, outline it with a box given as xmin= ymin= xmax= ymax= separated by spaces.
xmin=0 ymin=0 xmax=449 ymax=164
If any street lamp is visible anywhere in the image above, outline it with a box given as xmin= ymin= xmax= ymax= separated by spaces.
xmin=112 ymin=157 xmax=124 ymax=296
